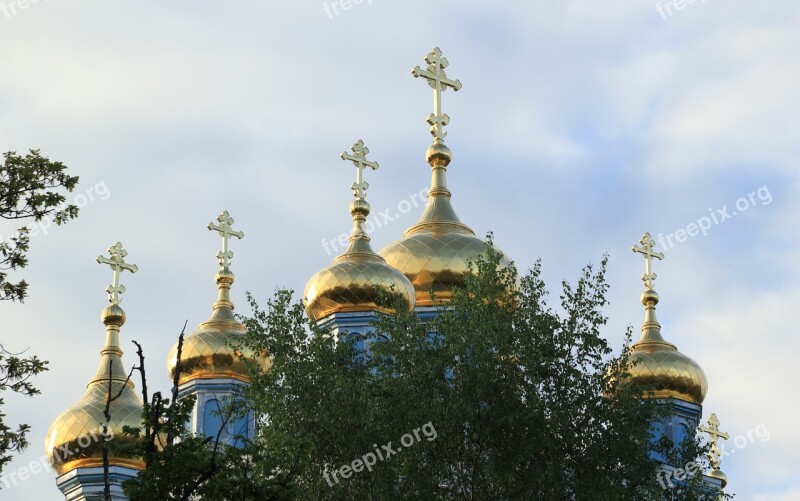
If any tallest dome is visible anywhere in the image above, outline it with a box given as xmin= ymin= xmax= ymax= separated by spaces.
xmin=378 ymin=48 xmax=511 ymax=307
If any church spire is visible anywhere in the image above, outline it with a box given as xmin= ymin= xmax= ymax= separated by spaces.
xmin=88 ymin=242 xmax=138 ymax=387
xmin=167 ymin=210 xmax=268 ymax=386
xmin=623 ymin=231 xmax=707 ymax=405
xmin=206 ymin=210 xmax=244 ymax=322
xmin=630 ymin=232 xmax=673 ymax=347
xmin=412 ymin=47 xmax=462 ymax=146
xmin=378 ymin=48 xmax=513 ymax=308
xmin=304 ymin=140 xmax=415 ymax=321
xmin=699 ymin=413 xmax=730 ymax=488
xmin=46 ymin=243 xmax=144 ymax=480
xmin=405 ymin=47 xmax=473 ymax=237
xmin=96 ymin=242 xmax=138 ymax=305
xmin=336 ymin=139 xmax=381 ymax=261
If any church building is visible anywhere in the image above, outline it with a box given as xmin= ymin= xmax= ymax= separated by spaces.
xmin=44 ymin=48 xmax=730 ymax=500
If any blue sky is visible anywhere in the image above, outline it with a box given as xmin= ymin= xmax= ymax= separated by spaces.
xmin=1 ymin=1 xmax=798 ymax=499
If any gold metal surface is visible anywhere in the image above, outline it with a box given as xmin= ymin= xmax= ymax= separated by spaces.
xmin=304 ymin=142 xmax=415 ymax=321
xmin=341 ymin=139 xmax=379 ymax=200
xmin=96 ymin=242 xmax=138 ymax=305
xmin=412 ymin=47 xmax=462 ymax=143
xmin=45 ymin=377 xmax=145 ymax=475
xmin=167 ymin=212 xmax=269 ymax=385
xmin=699 ymin=413 xmax=729 ymax=471
xmin=625 ymin=233 xmax=707 ymax=405
xmin=208 ymin=210 xmax=244 ymax=269
xmin=631 ymin=232 xmax=664 ymax=290
xmin=45 ymin=245 xmax=144 ymax=475
xmin=378 ymin=49 xmax=512 ymax=307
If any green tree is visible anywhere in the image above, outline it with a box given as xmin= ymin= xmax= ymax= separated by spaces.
xmin=0 ymin=345 xmax=48 ymax=475
xmin=1 ymin=149 xmax=79 ymax=302
xmin=0 ymin=149 xmax=78 ymax=478
xmin=120 ymin=241 xmax=730 ymax=500
xmin=121 ymin=330 xmax=294 ymax=501
xmin=236 ymin=242 xmax=728 ymax=500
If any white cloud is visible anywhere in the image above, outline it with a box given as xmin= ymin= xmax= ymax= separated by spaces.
xmin=1 ymin=1 xmax=798 ymax=499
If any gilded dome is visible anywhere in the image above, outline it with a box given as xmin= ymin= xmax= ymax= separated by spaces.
xmin=379 ymin=143 xmax=511 ymax=306
xmin=168 ymin=213 xmax=269 ymax=385
xmin=625 ymin=289 xmax=708 ymax=405
xmin=167 ymin=270 xmax=269 ymax=386
xmin=46 ymin=305 xmax=144 ymax=475
xmin=305 ymin=198 xmax=415 ymax=321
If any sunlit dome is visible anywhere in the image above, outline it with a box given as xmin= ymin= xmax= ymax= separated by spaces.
xmin=167 ymin=212 xmax=269 ymax=385
xmin=626 ymin=289 xmax=708 ymax=405
xmin=379 ymin=143 xmax=512 ymax=307
xmin=304 ymin=140 xmax=416 ymax=321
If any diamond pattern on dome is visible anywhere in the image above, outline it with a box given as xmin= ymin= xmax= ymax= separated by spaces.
xmin=167 ymin=323 xmax=267 ymax=385
xmin=628 ymin=348 xmax=708 ymax=404
xmin=304 ymin=259 xmax=415 ymax=321
xmin=379 ymin=231 xmax=512 ymax=306
xmin=46 ymin=381 xmax=145 ymax=475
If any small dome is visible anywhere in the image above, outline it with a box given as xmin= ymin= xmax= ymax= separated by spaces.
xmin=379 ymin=143 xmax=511 ymax=306
xmin=708 ymin=468 xmax=728 ymax=489
xmin=304 ymin=198 xmax=415 ymax=321
xmin=167 ymin=270 xmax=269 ymax=385
xmin=627 ymin=341 xmax=708 ymax=405
xmin=46 ymin=382 xmax=145 ymax=476
xmin=624 ymin=289 xmax=708 ymax=405
xmin=46 ymin=305 xmax=144 ymax=475
xmin=305 ymin=250 xmax=416 ymax=321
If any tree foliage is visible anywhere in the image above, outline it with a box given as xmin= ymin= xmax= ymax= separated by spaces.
xmin=1 ymin=149 xmax=79 ymax=302
xmin=120 ymin=327 xmax=292 ymax=500
xmin=0 ymin=345 xmax=48 ymax=476
xmin=122 ymin=241 xmax=730 ymax=500
xmin=0 ymin=148 xmax=77 ymax=480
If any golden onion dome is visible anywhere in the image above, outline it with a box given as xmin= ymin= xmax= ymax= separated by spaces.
xmin=45 ymin=304 xmax=145 ymax=476
xmin=304 ymin=140 xmax=415 ymax=321
xmin=626 ymin=289 xmax=707 ymax=404
xmin=378 ymin=143 xmax=512 ymax=306
xmin=305 ymin=199 xmax=416 ymax=321
xmin=624 ymin=234 xmax=707 ymax=405
xmin=708 ymin=467 xmax=728 ymax=489
xmin=167 ymin=212 xmax=269 ymax=386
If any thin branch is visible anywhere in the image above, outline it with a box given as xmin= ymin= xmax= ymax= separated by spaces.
xmin=166 ymin=321 xmax=188 ymax=445
xmin=131 ymin=340 xmax=153 ymax=456
xmin=0 ymin=343 xmax=30 ymax=356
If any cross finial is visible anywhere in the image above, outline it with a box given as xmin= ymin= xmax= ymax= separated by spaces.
xmin=96 ymin=242 xmax=138 ymax=305
xmin=699 ymin=413 xmax=730 ymax=470
xmin=340 ymin=139 xmax=379 ymax=200
xmin=208 ymin=210 xmax=244 ymax=270
xmin=412 ymin=47 xmax=462 ymax=143
xmin=632 ymin=232 xmax=664 ymax=290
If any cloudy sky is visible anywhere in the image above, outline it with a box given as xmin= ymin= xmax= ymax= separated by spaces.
xmin=1 ymin=1 xmax=798 ymax=499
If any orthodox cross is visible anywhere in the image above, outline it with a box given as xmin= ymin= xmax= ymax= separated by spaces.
xmin=412 ymin=47 xmax=462 ymax=143
xmin=699 ymin=413 xmax=729 ymax=470
xmin=632 ymin=232 xmax=664 ymax=290
xmin=341 ymin=139 xmax=379 ymax=200
xmin=96 ymin=242 xmax=138 ymax=305
xmin=208 ymin=210 xmax=244 ymax=269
